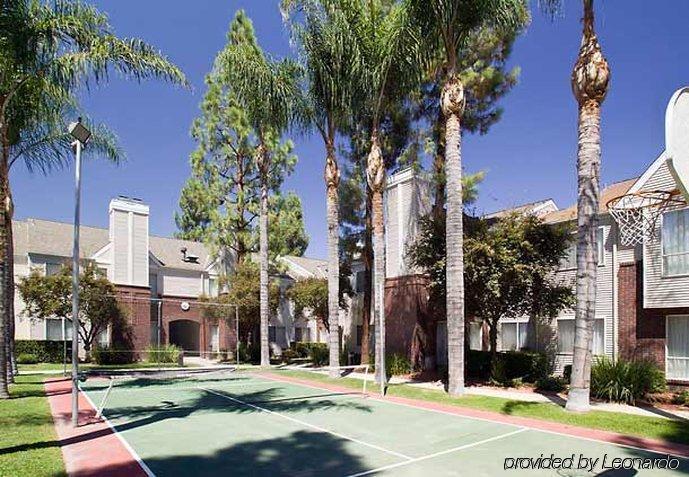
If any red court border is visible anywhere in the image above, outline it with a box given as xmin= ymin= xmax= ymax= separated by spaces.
xmin=45 ymin=377 xmax=149 ymax=477
xmin=261 ymin=371 xmax=689 ymax=459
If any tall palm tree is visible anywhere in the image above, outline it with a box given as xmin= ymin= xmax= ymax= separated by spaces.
xmin=0 ymin=0 xmax=187 ymax=397
xmin=282 ymin=0 xmax=364 ymax=377
xmin=409 ymin=0 xmax=527 ymax=396
xmin=220 ymin=11 xmax=305 ymax=368
xmin=541 ymin=0 xmax=610 ymax=412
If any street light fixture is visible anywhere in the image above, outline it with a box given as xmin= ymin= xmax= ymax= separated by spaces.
xmin=68 ymin=118 xmax=91 ymax=427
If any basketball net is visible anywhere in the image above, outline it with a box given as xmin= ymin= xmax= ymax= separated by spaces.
xmin=607 ymin=190 xmax=685 ymax=246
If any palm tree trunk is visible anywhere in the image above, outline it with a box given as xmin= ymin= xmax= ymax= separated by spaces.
xmin=367 ymin=132 xmax=386 ymax=387
xmin=4 ymin=185 xmax=14 ymax=382
xmin=325 ymin=141 xmax=340 ymax=377
xmin=442 ymin=74 xmax=466 ymax=397
xmin=566 ymin=0 xmax=609 ymax=413
xmin=257 ymin=144 xmax=270 ymax=368
xmin=360 ymin=186 xmax=373 ymax=365
xmin=0 ymin=123 xmax=9 ymax=398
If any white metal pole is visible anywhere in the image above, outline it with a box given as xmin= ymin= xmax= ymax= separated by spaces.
xmin=157 ymin=300 xmax=162 ymax=348
xmin=62 ymin=316 xmax=66 ymax=376
xmin=235 ymin=306 xmax=240 ymax=366
xmin=379 ymin=279 xmax=386 ymax=397
xmin=71 ymin=139 xmax=82 ymax=427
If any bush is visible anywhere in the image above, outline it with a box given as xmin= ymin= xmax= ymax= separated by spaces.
xmin=563 ymin=365 xmax=572 ymax=383
xmin=146 ymin=345 xmax=181 ymax=364
xmin=535 ymin=376 xmax=567 ymax=393
xmin=590 ymin=357 xmax=666 ymax=405
xmin=17 ymin=353 xmax=39 ymax=364
xmin=467 ymin=350 xmax=548 ymax=383
xmin=386 ymin=353 xmax=412 ymax=376
xmin=309 ymin=343 xmax=329 ymax=366
xmin=92 ymin=345 xmax=136 ymax=365
xmin=672 ymin=391 xmax=689 ymax=406
xmin=15 ymin=340 xmax=70 ymax=363
xmin=238 ymin=342 xmax=260 ymax=363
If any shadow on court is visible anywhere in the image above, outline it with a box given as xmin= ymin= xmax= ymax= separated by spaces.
xmin=63 ymin=429 xmax=369 ymax=477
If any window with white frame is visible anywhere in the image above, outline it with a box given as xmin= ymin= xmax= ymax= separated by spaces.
xmin=662 ymin=208 xmax=689 ymax=276
xmin=207 ymin=276 xmax=219 ymax=297
xmin=46 ymin=318 xmax=73 ymax=341
xmin=597 ymin=227 xmax=605 ymax=266
xmin=560 ymin=241 xmax=576 ymax=270
xmin=500 ymin=320 xmax=529 ymax=351
xmin=667 ymin=315 xmax=689 ymax=381
xmin=469 ymin=322 xmax=483 ymax=350
xmin=557 ymin=317 xmax=604 ymax=355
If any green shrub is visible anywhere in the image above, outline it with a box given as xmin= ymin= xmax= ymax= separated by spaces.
xmin=563 ymin=365 xmax=572 ymax=383
xmin=281 ymin=348 xmax=300 ymax=362
xmin=308 ymin=343 xmax=329 ymax=366
xmin=468 ymin=350 xmax=548 ymax=384
xmin=386 ymin=353 xmax=412 ymax=376
xmin=590 ymin=357 xmax=666 ymax=405
xmin=535 ymin=376 xmax=567 ymax=393
xmin=672 ymin=391 xmax=689 ymax=406
xmin=145 ymin=345 xmax=181 ymax=364
xmin=92 ymin=345 xmax=136 ymax=365
xmin=238 ymin=342 xmax=261 ymax=363
xmin=17 ymin=353 xmax=39 ymax=364
xmin=15 ymin=340 xmax=70 ymax=363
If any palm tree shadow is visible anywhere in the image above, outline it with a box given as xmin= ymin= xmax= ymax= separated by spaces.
xmin=55 ymin=429 xmax=371 ymax=477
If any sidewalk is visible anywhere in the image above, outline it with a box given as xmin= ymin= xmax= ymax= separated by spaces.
xmin=280 ymin=364 xmax=689 ymax=421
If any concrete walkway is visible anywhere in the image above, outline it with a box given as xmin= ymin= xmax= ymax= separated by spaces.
xmin=280 ymin=364 xmax=689 ymax=421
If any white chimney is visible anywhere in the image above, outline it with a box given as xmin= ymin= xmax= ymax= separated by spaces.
xmin=109 ymin=197 xmax=149 ymax=287
xmin=384 ymin=168 xmax=431 ymax=278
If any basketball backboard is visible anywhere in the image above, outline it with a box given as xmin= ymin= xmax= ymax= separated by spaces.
xmin=666 ymin=86 xmax=689 ymax=201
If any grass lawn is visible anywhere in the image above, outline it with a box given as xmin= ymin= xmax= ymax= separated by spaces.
xmin=270 ymin=369 xmax=689 ymax=447
xmin=0 ymin=374 xmax=66 ymax=477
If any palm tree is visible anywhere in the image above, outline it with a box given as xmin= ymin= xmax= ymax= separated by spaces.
xmin=220 ymin=11 xmax=305 ymax=368
xmin=282 ymin=0 xmax=364 ymax=377
xmin=0 ymin=0 xmax=188 ymax=397
xmin=541 ymin=0 xmax=610 ymax=412
xmin=409 ymin=0 xmax=527 ymax=396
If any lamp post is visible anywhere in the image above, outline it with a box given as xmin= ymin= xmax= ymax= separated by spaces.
xmin=68 ymin=118 xmax=91 ymax=427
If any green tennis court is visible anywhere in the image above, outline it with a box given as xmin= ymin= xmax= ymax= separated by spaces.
xmin=80 ymin=370 xmax=689 ymax=476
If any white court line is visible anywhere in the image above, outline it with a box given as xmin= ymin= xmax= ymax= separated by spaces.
xmin=80 ymin=387 xmax=157 ymax=477
xmin=261 ymin=373 xmax=689 ymax=460
xmin=346 ymin=428 xmax=528 ymax=477
xmin=198 ymin=386 xmax=413 ymax=461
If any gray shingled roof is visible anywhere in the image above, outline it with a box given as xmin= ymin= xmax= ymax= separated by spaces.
xmin=280 ymin=255 xmax=328 ymax=280
xmin=484 ymin=199 xmax=555 ymax=220
xmin=13 ymin=218 xmax=211 ymax=271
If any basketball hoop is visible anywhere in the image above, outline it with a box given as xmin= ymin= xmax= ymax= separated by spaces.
xmin=607 ymin=189 xmax=685 ymax=246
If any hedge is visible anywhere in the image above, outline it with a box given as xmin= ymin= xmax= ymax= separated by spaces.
xmin=15 ymin=340 xmax=71 ymax=363
xmin=467 ymin=350 xmax=548 ymax=383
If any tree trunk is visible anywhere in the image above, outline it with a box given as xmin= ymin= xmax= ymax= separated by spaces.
xmin=432 ymin=110 xmax=446 ymax=221
xmin=442 ymin=75 xmax=466 ymax=397
xmin=0 ymin=123 xmax=9 ymax=398
xmin=5 ymin=184 xmax=14 ymax=382
xmin=367 ymin=132 xmax=386 ymax=387
xmin=257 ymin=144 xmax=270 ymax=368
xmin=566 ymin=0 xmax=609 ymax=413
xmin=325 ymin=141 xmax=340 ymax=377
xmin=359 ymin=186 xmax=373 ymax=365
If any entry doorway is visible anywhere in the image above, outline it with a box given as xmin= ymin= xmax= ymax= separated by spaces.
xmin=169 ymin=320 xmax=200 ymax=356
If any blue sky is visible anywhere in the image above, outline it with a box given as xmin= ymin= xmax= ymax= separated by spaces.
xmin=11 ymin=1 xmax=689 ymax=259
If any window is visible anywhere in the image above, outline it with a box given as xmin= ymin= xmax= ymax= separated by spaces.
xmin=500 ymin=321 xmax=529 ymax=351
xmin=46 ymin=318 xmax=73 ymax=341
xmin=469 ymin=322 xmax=482 ymax=351
xmin=356 ymin=325 xmax=363 ymax=346
xmin=295 ymin=327 xmax=304 ymax=343
xmin=560 ymin=242 xmax=576 ymax=270
xmin=557 ymin=317 xmax=604 ymax=355
xmin=597 ymin=227 xmax=605 ymax=266
xmin=269 ymin=326 xmax=276 ymax=343
xmin=355 ymin=271 xmax=366 ymax=294
xmin=45 ymin=262 xmax=62 ymax=276
xmin=96 ymin=327 xmax=109 ymax=347
xmin=662 ymin=209 xmax=689 ymax=276
xmin=208 ymin=277 xmax=219 ymax=297
xmin=667 ymin=315 xmax=689 ymax=381
xmin=211 ymin=325 xmax=220 ymax=352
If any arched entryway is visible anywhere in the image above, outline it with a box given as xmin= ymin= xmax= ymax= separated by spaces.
xmin=169 ymin=319 xmax=200 ymax=355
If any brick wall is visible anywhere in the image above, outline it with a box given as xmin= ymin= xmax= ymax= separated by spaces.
xmin=384 ymin=274 xmax=430 ymax=362
xmin=115 ymin=285 xmax=152 ymax=357
xmin=618 ymin=261 xmax=689 ymax=377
